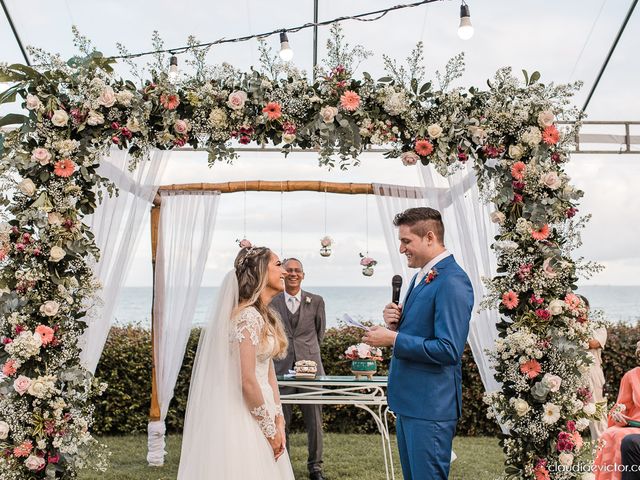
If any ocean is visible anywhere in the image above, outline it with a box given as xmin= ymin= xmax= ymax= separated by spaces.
xmin=114 ymin=285 xmax=640 ymax=329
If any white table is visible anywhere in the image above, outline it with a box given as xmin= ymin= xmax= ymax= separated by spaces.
xmin=277 ymin=375 xmax=395 ymax=480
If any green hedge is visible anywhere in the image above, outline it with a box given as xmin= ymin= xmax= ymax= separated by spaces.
xmin=92 ymin=322 xmax=638 ymax=436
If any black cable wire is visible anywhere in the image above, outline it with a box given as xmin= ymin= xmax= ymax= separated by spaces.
xmin=109 ymin=0 xmax=443 ymax=60
xmin=582 ymin=0 xmax=637 ymax=113
xmin=1 ymin=0 xmax=31 ymax=66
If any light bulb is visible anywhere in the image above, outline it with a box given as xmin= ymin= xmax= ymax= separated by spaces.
xmin=168 ymin=55 xmax=179 ymax=83
xmin=279 ymin=32 xmax=294 ymax=62
xmin=458 ymin=4 xmax=474 ymax=40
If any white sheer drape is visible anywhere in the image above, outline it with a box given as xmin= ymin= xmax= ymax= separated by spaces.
xmin=147 ymin=190 xmax=221 ymax=466
xmin=79 ymin=149 xmax=168 ymax=373
xmin=373 ymin=163 xmax=501 ymax=396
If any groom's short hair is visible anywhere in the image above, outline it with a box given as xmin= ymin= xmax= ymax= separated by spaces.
xmin=283 ymin=257 xmax=304 ymax=271
xmin=393 ymin=207 xmax=445 ymax=244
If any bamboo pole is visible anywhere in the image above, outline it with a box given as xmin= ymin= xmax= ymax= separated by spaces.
xmin=154 ymin=180 xmax=375 ymax=206
xmin=149 ymin=206 xmax=161 ymax=422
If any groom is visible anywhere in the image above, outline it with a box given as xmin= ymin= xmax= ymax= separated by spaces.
xmin=363 ymin=207 xmax=473 ymax=480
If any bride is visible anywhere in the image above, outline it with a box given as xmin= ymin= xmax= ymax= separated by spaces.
xmin=177 ymin=246 xmax=295 ymax=479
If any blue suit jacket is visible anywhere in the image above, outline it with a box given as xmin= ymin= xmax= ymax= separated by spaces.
xmin=387 ymin=255 xmax=474 ymax=421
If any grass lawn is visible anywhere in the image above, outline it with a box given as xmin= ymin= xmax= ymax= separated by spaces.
xmin=78 ymin=433 xmax=504 ymax=480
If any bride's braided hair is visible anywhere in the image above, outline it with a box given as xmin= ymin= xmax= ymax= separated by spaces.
xmin=234 ymin=246 xmax=288 ymax=358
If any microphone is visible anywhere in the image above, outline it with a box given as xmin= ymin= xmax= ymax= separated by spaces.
xmin=391 ymin=275 xmax=403 ymax=305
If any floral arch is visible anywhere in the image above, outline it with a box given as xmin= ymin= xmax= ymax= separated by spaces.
xmin=0 ymin=30 xmax=601 ymax=479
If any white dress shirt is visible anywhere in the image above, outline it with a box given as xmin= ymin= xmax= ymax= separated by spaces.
xmin=284 ymin=290 xmax=302 ymax=314
xmin=414 ymin=250 xmax=452 ymax=287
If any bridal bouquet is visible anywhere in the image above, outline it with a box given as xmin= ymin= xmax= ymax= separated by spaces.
xmin=344 ymin=343 xmax=383 ymax=361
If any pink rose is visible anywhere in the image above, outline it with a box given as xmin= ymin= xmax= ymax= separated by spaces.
xmin=26 ymin=94 xmax=42 ymax=110
xmin=31 ymin=148 xmax=52 ymax=166
xmin=320 ymin=106 xmax=338 ymax=124
xmin=97 ymin=86 xmax=117 ymax=108
xmin=174 ymin=119 xmax=189 ymax=135
xmin=227 ymin=91 xmax=248 ymax=110
xmin=401 ymin=151 xmax=419 ymax=166
xmin=25 ymin=454 xmax=45 ymax=471
xmin=13 ymin=375 xmax=31 ymax=396
xmin=542 ymin=258 xmax=557 ymax=278
xmin=238 ymin=239 xmax=252 ymax=248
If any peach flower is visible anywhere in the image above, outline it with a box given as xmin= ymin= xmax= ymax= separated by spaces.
xmin=53 ymin=159 xmax=76 ymax=178
xmin=415 ymin=139 xmax=434 ymax=156
xmin=13 ymin=440 xmax=33 ymax=458
xmin=160 ymin=94 xmax=180 ymax=110
xmin=511 ymin=161 xmax=526 ymax=180
xmin=542 ymin=125 xmax=560 ymax=145
xmin=502 ymin=290 xmax=519 ymax=309
xmin=2 ymin=359 xmax=17 ymax=376
xmin=531 ymin=224 xmax=550 ymax=241
xmin=339 ymin=90 xmax=361 ymax=111
xmin=520 ymin=359 xmax=542 ymax=379
xmin=262 ymin=102 xmax=282 ymax=120
xmin=35 ymin=325 xmax=55 ymax=346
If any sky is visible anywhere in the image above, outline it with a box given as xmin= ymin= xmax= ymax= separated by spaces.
xmin=1 ymin=0 xmax=639 ymax=286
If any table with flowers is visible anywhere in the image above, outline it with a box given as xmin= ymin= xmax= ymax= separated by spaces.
xmin=277 ymin=375 xmax=395 ymax=480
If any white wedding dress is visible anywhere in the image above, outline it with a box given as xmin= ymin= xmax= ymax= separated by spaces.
xmin=177 ymin=272 xmax=294 ymax=479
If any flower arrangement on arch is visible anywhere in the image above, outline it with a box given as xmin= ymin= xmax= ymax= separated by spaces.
xmin=344 ymin=343 xmax=383 ymax=361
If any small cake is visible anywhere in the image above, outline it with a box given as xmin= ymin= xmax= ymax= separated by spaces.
xmin=294 ymin=360 xmax=317 ymax=378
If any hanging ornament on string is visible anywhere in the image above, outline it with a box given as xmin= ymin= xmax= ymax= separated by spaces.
xmin=236 ymin=183 xmax=252 ymax=248
xmin=319 ymin=187 xmax=333 ymax=257
xmin=359 ymin=193 xmax=377 ymax=276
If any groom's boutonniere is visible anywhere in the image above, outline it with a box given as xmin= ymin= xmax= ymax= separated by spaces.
xmin=425 ymin=268 xmax=438 ymax=284
xmin=305 ymin=296 xmax=312 ymax=304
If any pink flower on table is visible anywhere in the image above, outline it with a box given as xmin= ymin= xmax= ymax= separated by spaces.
xmin=13 ymin=440 xmax=33 ymax=458
xmin=511 ymin=161 xmax=526 ymax=180
xmin=542 ymin=125 xmax=560 ymax=145
xmin=501 ymin=290 xmax=519 ymax=309
xmin=339 ymin=90 xmax=361 ymax=111
xmin=401 ymin=151 xmax=419 ymax=166
xmin=520 ymin=359 xmax=542 ymax=379
xmin=35 ymin=325 xmax=55 ymax=346
xmin=262 ymin=102 xmax=282 ymax=120
xmin=531 ymin=224 xmax=550 ymax=241
xmin=415 ymin=139 xmax=434 ymax=156
xmin=2 ymin=359 xmax=17 ymax=376
xmin=160 ymin=94 xmax=180 ymax=110
xmin=13 ymin=375 xmax=31 ymax=396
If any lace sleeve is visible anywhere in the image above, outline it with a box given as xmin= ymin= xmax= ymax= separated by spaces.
xmin=250 ymin=404 xmax=277 ymax=439
xmin=234 ymin=307 xmax=263 ymax=345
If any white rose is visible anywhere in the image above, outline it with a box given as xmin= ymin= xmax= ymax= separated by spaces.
xmin=558 ymin=452 xmax=574 ymax=467
xmin=27 ymin=378 xmax=48 ymax=398
xmin=401 ymin=151 xmax=419 ymax=166
xmin=541 ymin=171 xmax=562 ymax=190
xmin=97 ymin=86 xmax=117 ymax=107
xmin=282 ymin=133 xmax=296 ymax=144
xmin=583 ymin=402 xmax=596 ymax=416
xmin=490 ymin=211 xmax=506 ymax=225
xmin=49 ymin=246 xmax=66 ymax=263
xmin=39 ymin=300 xmax=60 ymax=317
xmin=25 ymin=454 xmax=45 ymax=471
xmin=542 ymin=373 xmax=562 ymax=392
xmin=174 ymin=119 xmax=189 ymax=135
xmin=227 ymin=90 xmax=248 ymax=110
xmin=126 ymin=117 xmax=141 ymax=133
xmin=51 ymin=109 xmax=69 ymax=127
xmin=576 ymin=418 xmax=590 ymax=431
xmin=512 ymin=398 xmax=530 ymax=417
xmin=427 ymin=124 xmax=443 ymax=139
xmin=508 ymin=144 xmax=524 ymax=160
xmin=25 ymin=94 xmax=42 ymax=111
xmin=116 ymin=90 xmax=134 ymax=106
xmin=548 ymin=299 xmax=565 ymax=316
xmin=18 ymin=178 xmax=36 ymax=196
xmin=86 ymin=110 xmax=105 ymax=126
xmin=31 ymin=148 xmax=52 ymax=166
xmin=320 ymin=106 xmax=338 ymax=124
xmin=468 ymin=125 xmax=487 ymax=144
xmin=521 ymin=126 xmax=542 ymax=147
xmin=0 ymin=421 xmax=9 ymax=440
xmin=538 ymin=110 xmax=555 ymax=128
xmin=208 ymin=108 xmax=228 ymax=128
xmin=383 ymin=92 xmax=407 ymax=116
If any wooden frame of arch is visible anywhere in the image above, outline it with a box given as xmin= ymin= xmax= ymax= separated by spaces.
xmin=148 ymin=180 xmax=378 ymax=422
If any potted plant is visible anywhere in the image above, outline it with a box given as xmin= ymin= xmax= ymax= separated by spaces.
xmin=344 ymin=342 xmax=383 ymax=380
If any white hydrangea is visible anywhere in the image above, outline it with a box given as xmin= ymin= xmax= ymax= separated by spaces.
xmin=521 ymin=126 xmax=542 ymax=146
xmin=5 ymin=331 xmax=42 ymax=360
xmin=383 ymin=90 xmax=408 ymax=116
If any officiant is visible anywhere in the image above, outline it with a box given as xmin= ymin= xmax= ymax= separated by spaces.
xmin=273 ymin=258 xmax=327 ymax=480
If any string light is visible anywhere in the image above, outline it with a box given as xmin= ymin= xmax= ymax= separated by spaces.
xmin=458 ymin=1 xmax=474 ymax=40
xmin=279 ymin=32 xmax=294 ymax=62
xmin=167 ymin=55 xmax=179 ymax=83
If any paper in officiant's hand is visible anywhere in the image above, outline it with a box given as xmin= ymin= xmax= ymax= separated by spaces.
xmin=342 ymin=314 xmax=370 ymax=331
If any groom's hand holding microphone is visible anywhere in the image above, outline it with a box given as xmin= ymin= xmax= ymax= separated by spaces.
xmin=363 ymin=275 xmax=402 ymax=347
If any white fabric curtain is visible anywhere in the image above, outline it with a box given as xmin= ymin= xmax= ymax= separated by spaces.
xmin=147 ymin=190 xmax=221 ymax=466
xmin=79 ymin=149 xmax=168 ymax=373
xmin=373 ymin=163 xmax=501 ymax=396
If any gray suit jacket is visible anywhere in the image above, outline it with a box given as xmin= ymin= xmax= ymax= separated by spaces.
xmin=272 ymin=290 xmax=326 ymax=376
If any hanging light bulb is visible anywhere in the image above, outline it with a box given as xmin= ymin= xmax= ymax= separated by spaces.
xmin=458 ymin=2 xmax=474 ymax=40
xmin=279 ymin=32 xmax=294 ymax=62
xmin=168 ymin=55 xmax=179 ymax=83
